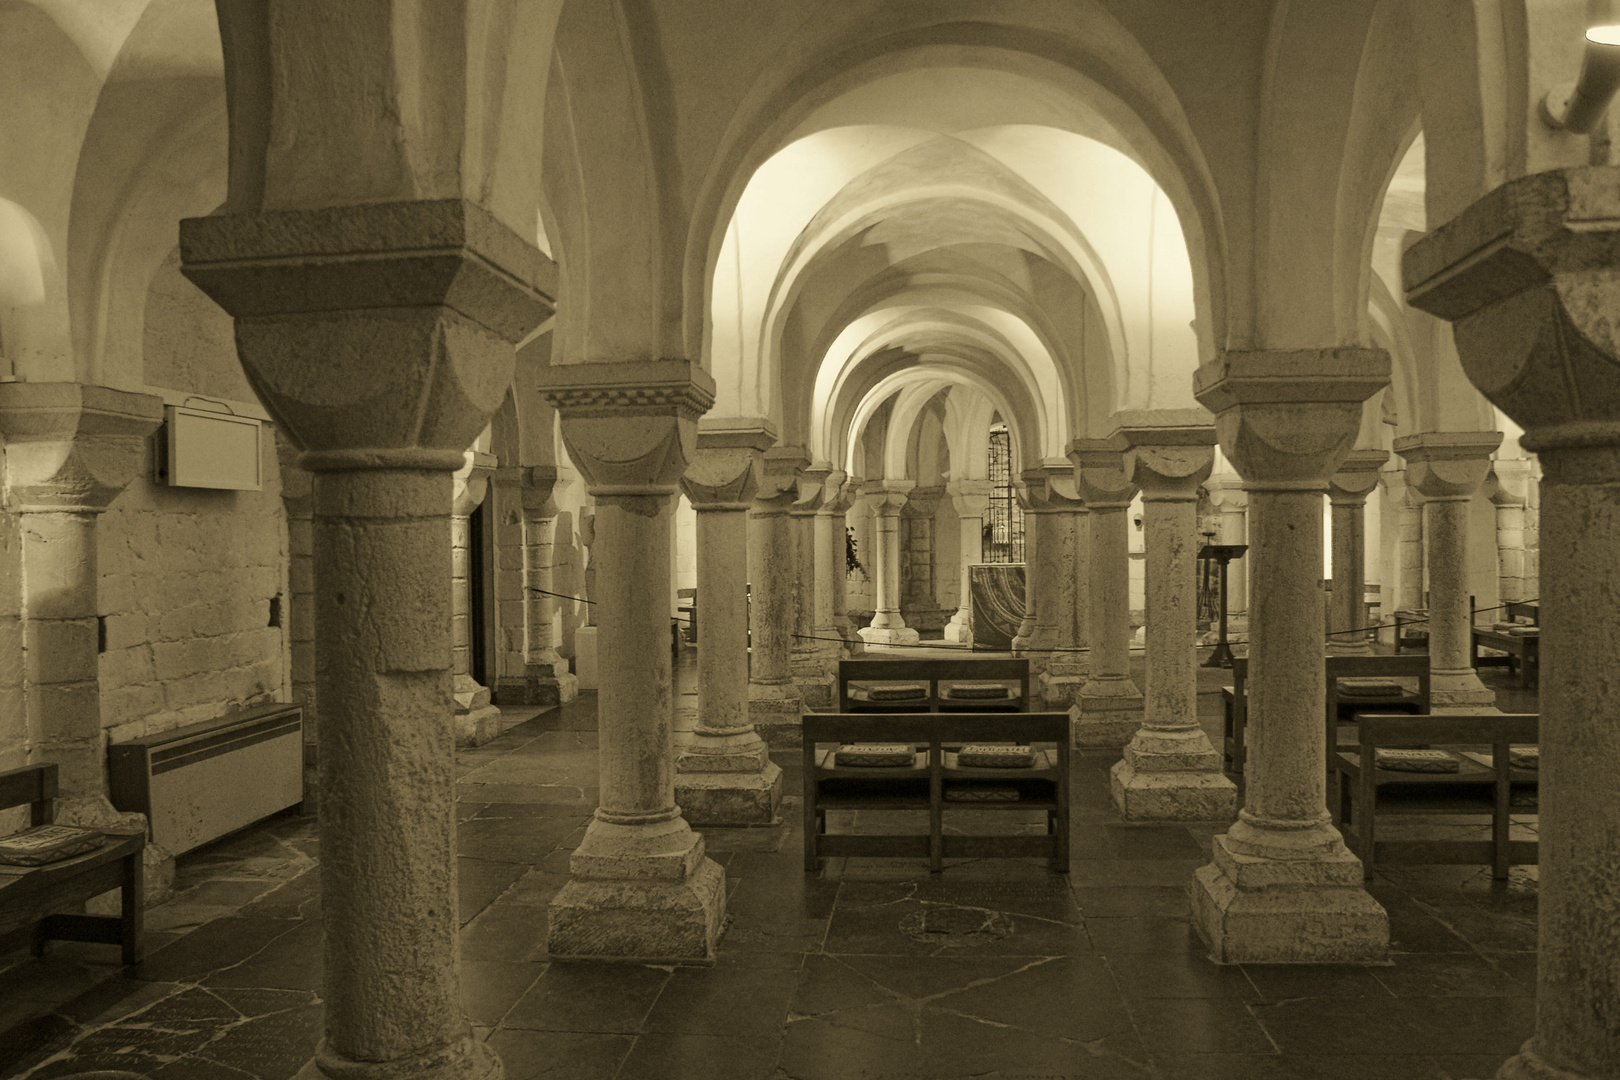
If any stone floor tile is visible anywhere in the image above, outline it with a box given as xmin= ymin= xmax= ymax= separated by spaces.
xmin=1111 ymin=953 xmax=1262 ymax=1000
xmin=461 ymin=900 xmax=551 ymax=962
xmin=459 ymin=857 xmax=532 ymax=922
xmin=616 ymin=1032 xmax=783 ymax=1080
xmin=831 ymin=953 xmax=1050 ymax=1003
xmin=461 ymin=960 xmax=547 ymax=1024
xmin=1252 ymin=995 xmax=1535 ymax=1056
xmin=1151 ymin=1052 xmax=1447 ymax=1079
xmin=642 ymin=966 xmax=799 ymax=1036
xmin=1106 ymin=824 xmax=1208 ymax=859
xmin=1241 ymin=963 xmax=1394 ymax=1001
xmin=235 ymin=867 xmax=321 ymax=920
xmin=502 ymin=961 xmax=670 ymax=1034
xmin=132 ymin=917 xmax=297 ymax=984
xmin=1429 ymin=1053 xmax=1516 ymax=1079
xmin=485 ymin=1028 xmax=633 ymax=1080
xmin=1086 ymin=917 xmax=1202 ymax=956
xmin=1370 ymin=951 xmax=1532 ymax=998
xmin=1072 ymin=885 xmax=1191 ymax=918
xmin=202 ymin=918 xmax=323 ymax=991
xmin=1071 ymin=858 xmax=1205 ymax=887
xmin=934 ymin=954 xmax=1134 ymax=1041
xmin=1387 ymin=912 xmax=1475 ymax=954
xmin=1125 ymin=996 xmax=1276 ymax=1054
xmin=778 ymin=1004 xmax=921 ymax=1080
xmin=921 ymin=1013 xmax=1153 ymax=1079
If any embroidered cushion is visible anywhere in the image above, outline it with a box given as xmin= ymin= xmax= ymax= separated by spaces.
xmin=1509 ymin=746 xmax=1540 ymax=769
xmin=944 ymin=784 xmax=1020 ymax=802
xmin=940 ymin=682 xmax=1014 ymax=701
xmin=0 ymin=824 xmax=107 ymax=866
xmin=1375 ymin=748 xmax=1460 ymax=773
xmin=834 ymin=744 xmax=917 ymax=767
xmin=1337 ymin=678 xmax=1406 ymax=697
xmin=956 ymin=745 xmax=1035 ymax=769
xmin=847 ymin=682 xmax=928 ymax=702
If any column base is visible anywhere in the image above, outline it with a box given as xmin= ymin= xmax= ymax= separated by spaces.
xmin=1497 ymin=1041 xmax=1598 ymax=1080
xmin=497 ymin=660 xmax=580 ymax=707
xmin=1073 ymin=677 xmax=1145 ymax=747
xmin=675 ymin=761 xmax=783 ymax=826
xmin=943 ymin=613 xmax=972 ymax=644
xmin=575 ymin=626 xmax=599 ymax=691
xmin=748 ymin=684 xmax=804 ymax=747
xmin=858 ymin=625 xmax=920 ymax=646
xmin=297 ymin=1031 xmax=500 ymax=1080
xmin=1191 ymin=828 xmax=1389 ymax=963
xmin=1037 ymin=671 xmax=1086 ymax=709
xmin=454 ymin=703 xmax=505 ymax=747
xmin=792 ymin=652 xmax=838 ymax=708
xmin=1430 ymin=669 xmax=1499 ymax=711
xmin=1111 ymin=729 xmax=1236 ymax=821
xmin=547 ymin=816 xmax=727 ymax=964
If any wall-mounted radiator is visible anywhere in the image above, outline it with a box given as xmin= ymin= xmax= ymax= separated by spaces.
xmin=109 ymin=703 xmax=304 ymax=854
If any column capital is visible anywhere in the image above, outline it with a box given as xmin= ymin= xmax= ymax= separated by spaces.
xmin=520 ymin=464 xmax=562 ymax=517
xmin=819 ymin=471 xmax=855 ymax=515
xmin=1485 ymin=458 xmax=1533 ymax=507
xmin=181 ymin=199 xmax=555 ymax=465
xmin=1018 ymin=466 xmax=1084 ymax=512
xmin=0 ymin=382 xmax=164 ymax=513
xmin=682 ymin=445 xmax=761 ymax=510
xmin=1327 ymin=449 xmax=1391 ymax=505
xmin=791 ymin=464 xmax=833 ymax=516
xmin=1202 ymin=473 xmax=1248 ymax=511
xmin=275 ymin=426 xmax=314 ymax=509
xmin=1193 ymin=349 xmax=1389 ymax=488
xmin=754 ymin=444 xmax=809 ymax=512
xmin=1394 ymin=431 xmax=1503 ymax=501
xmin=1067 ymin=438 xmax=1139 ymax=508
xmin=946 ymin=478 xmax=994 ymax=518
xmin=451 ymin=449 xmax=497 ymax=515
xmin=537 ymin=360 xmax=716 ymax=496
xmin=860 ymin=479 xmax=914 ymax=513
xmin=1404 ymin=165 xmax=1620 ymax=442
xmin=1107 ymin=410 xmax=1216 ymax=500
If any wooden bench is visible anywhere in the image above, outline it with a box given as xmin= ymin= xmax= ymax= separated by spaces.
xmin=836 ymin=658 xmax=1029 ymax=713
xmin=1330 ymin=713 xmax=1539 ymax=878
xmin=0 ymin=764 xmax=145 ymax=964
xmin=1470 ymin=597 xmax=1539 ymax=690
xmin=1222 ymin=654 xmax=1430 ymax=775
xmin=802 ymin=711 xmax=1069 ymax=873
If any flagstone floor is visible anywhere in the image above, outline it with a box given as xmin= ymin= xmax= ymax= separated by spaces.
xmin=0 ymin=657 xmax=1541 ymax=1080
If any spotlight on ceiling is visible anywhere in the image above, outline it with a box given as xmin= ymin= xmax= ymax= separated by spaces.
xmin=1542 ymin=25 xmax=1620 ymax=133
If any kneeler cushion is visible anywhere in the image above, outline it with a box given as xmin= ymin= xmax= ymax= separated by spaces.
xmin=1337 ymin=678 xmax=1407 ymax=697
xmin=956 ymin=745 xmax=1035 ymax=768
xmin=847 ymin=682 xmax=929 ymax=702
xmin=834 ymin=744 xmax=918 ymax=767
xmin=944 ymin=784 xmax=1020 ymax=802
xmin=1375 ymin=748 xmax=1459 ymax=773
xmin=941 ymin=682 xmax=1015 ymax=701
xmin=0 ymin=824 xmax=107 ymax=866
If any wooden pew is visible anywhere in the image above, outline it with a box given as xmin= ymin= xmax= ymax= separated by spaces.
xmin=0 ymin=764 xmax=146 ymax=964
xmin=802 ymin=710 xmax=1069 ymax=873
xmin=1470 ymin=597 xmax=1539 ymax=690
xmin=1330 ymin=712 xmax=1538 ymax=879
xmin=836 ymin=657 xmax=1029 ymax=713
xmin=1222 ymin=653 xmax=1429 ymax=775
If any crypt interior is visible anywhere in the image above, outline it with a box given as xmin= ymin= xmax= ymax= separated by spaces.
xmin=0 ymin=1 xmax=1616 ymax=1079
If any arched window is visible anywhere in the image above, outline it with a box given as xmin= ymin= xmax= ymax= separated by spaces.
xmin=984 ymin=422 xmax=1025 ymax=563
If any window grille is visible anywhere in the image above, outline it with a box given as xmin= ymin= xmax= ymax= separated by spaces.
xmin=984 ymin=424 xmax=1025 ymax=563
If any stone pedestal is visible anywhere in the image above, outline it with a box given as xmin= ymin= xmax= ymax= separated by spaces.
xmin=1326 ymin=450 xmax=1388 ymax=655
xmin=857 ymin=481 xmax=921 ymax=646
xmin=536 ymin=360 xmax=727 ymax=963
xmin=1068 ymin=442 xmax=1144 ymax=748
xmin=678 ymin=428 xmax=783 ymax=826
xmin=1395 ymin=432 xmax=1502 ymax=711
xmin=182 ymin=198 xmax=556 ymax=1080
xmin=1189 ymin=350 xmax=1390 ymax=963
xmin=451 ymin=450 xmax=503 ymax=746
xmin=1106 ymin=414 xmax=1236 ymax=819
xmin=749 ymin=449 xmax=807 ymax=736
xmin=1021 ymin=468 xmax=1087 ymax=703
xmin=943 ymin=480 xmax=992 ymax=644
xmin=1404 ymin=166 xmax=1620 ymax=1080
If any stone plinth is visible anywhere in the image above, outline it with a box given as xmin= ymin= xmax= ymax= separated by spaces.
xmin=1068 ymin=441 xmax=1144 ymax=748
xmin=1190 ymin=349 xmax=1391 ymax=964
xmin=1395 ymin=432 xmax=1502 ymax=712
xmin=1105 ymin=413 xmax=1236 ymax=820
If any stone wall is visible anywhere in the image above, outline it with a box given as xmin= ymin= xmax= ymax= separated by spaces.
xmin=98 ymin=425 xmax=288 ymax=744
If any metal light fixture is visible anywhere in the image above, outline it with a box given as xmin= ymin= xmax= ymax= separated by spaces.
xmin=1542 ymin=25 xmax=1620 ymax=132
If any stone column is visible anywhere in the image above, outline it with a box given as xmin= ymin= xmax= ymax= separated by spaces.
xmin=536 ymin=360 xmax=726 ymax=961
xmin=1107 ymin=413 xmax=1237 ymax=821
xmin=1021 ymin=467 xmax=1088 ymax=702
xmin=1010 ymin=483 xmax=1039 ymax=652
xmin=1203 ymin=474 xmax=1249 ymax=630
xmin=857 ymin=480 xmax=920 ymax=646
xmin=790 ymin=465 xmax=835 ymax=706
xmin=1068 ymin=441 xmax=1145 ymax=747
xmin=0 ymin=383 xmax=163 ymax=824
xmin=1486 ymin=459 xmax=1533 ymax=604
xmin=1189 ymin=350 xmax=1391 ymax=963
xmin=575 ymin=505 xmax=600 ymax=690
xmin=182 ymin=199 xmax=554 ymax=1080
xmin=1404 ymin=163 xmax=1620 ymax=1080
xmin=1395 ymin=432 xmax=1502 ymax=711
xmin=816 ymin=473 xmax=860 ymax=652
xmin=1326 ymin=449 xmax=1388 ymax=655
xmin=1381 ymin=467 xmax=1427 ymax=616
xmin=899 ymin=485 xmax=943 ymax=631
xmin=506 ymin=465 xmax=579 ymax=706
xmin=678 ymin=429 xmax=782 ymax=825
xmin=276 ymin=432 xmax=319 ymax=808
xmin=943 ymin=480 xmax=992 ymax=644
xmin=451 ymin=450 xmax=502 ymax=745
xmin=748 ymin=448 xmax=806 ymax=738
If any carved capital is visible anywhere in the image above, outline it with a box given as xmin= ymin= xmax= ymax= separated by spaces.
xmin=1067 ymin=438 xmax=1138 ymax=508
xmin=522 ymin=465 xmax=561 ymax=518
xmin=1202 ymin=474 xmax=1248 ymax=512
xmin=820 ymin=471 xmax=855 ymax=515
xmin=1394 ymin=432 xmax=1503 ymax=501
xmin=946 ymin=478 xmax=994 ymax=519
xmin=754 ymin=444 xmax=809 ymax=513
xmin=1108 ymin=409 xmax=1217 ymax=500
xmin=681 ymin=446 xmax=761 ymax=510
xmin=793 ymin=464 xmax=833 ymax=516
xmin=452 ymin=450 xmax=497 ymax=516
xmin=0 ymin=383 xmax=164 ymax=513
xmin=861 ymin=479 xmax=914 ymax=515
xmin=274 ymin=425 xmax=313 ymax=510
xmin=180 ymin=199 xmax=555 ymax=463
xmin=1486 ymin=458 xmax=1533 ymax=507
xmin=1404 ymin=166 xmax=1620 ymax=436
xmin=1194 ymin=349 xmax=1389 ymax=488
xmin=537 ymin=360 xmax=716 ymax=496
xmin=1327 ymin=449 xmax=1391 ymax=505
xmin=1018 ymin=466 xmax=1084 ymax=513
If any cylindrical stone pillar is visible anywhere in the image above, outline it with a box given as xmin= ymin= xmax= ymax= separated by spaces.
xmin=516 ymin=468 xmax=579 ymax=707
xmin=1070 ymin=443 xmax=1144 ymax=747
xmin=1396 ymin=433 xmax=1501 ymax=710
xmin=1107 ymin=419 xmax=1236 ymax=821
xmin=1487 ymin=460 xmax=1532 ymax=605
xmin=1326 ymin=451 xmax=1387 ymax=655
xmin=450 ymin=452 xmax=499 ymax=744
xmin=1205 ymin=476 xmax=1249 ymax=620
xmin=309 ymin=459 xmax=492 ymax=1080
xmin=1012 ymin=492 xmax=1038 ymax=652
xmin=749 ymin=469 xmax=807 ymax=726
xmin=700 ymin=504 xmax=755 ymax=733
xmin=943 ymin=481 xmax=991 ymax=645
xmin=858 ymin=483 xmax=920 ymax=646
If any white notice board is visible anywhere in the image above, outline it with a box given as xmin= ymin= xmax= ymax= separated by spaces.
xmin=165 ymin=405 xmax=263 ymax=490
